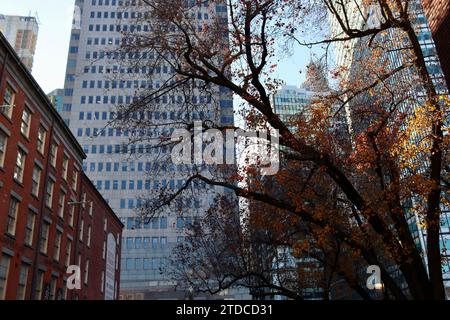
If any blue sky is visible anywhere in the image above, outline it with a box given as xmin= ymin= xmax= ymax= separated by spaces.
xmin=1 ymin=0 xmax=311 ymax=93
xmin=1 ymin=0 xmax=74 ymax=93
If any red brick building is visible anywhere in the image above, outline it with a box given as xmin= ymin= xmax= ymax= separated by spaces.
xmin=74 ymin=175 xmax=123 ymax=300
xmin=422 ymin=0 xmax=450 ymax=87
xmin=0 ymin=32 xmax=123 ymax=300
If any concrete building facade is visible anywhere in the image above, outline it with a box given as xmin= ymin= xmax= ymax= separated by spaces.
xmin=62 ymin=0 xmax=234 ymax=299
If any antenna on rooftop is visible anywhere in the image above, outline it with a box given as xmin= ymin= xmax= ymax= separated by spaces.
xmin=34 ymin=11 xmax=41 ymax=25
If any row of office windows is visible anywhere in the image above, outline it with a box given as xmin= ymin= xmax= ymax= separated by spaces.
xmin=124 ymin=236 xmax=167 ymax=249
xmin=124 ymin=217 xmax=168 ymax=230
xmin=86 ymin=22 xmax=210 ymax=34
xmin=89 ymin=10 xmax=210 ymax=21
xmin=81 ymin=143 xmax=171 ymax=155
xmin=83 ymin=161 xmax=195 ymax=173
xmin=123 ymin=216 xmax=199 ymax=229
xmin=90 ymin=180 xmax=210 ymax=195
xmin=90 ymin=0 xmax=214 ymax=8
xmin=76 ymin=127 xmax=176 ymax=139
xmin=78 ymin=94 xmax=214 ymax=106
xmin=83 ymin=49 xmax=176 ymax=61
xmin=78 ymin=63 xmax=175 ymax=76
xmin=94 ymin=179 xmax=190 ymax=192
xmin=121 ymin=257 xmax=168 ymax=271
xmin=77 ymin=110 xmax=217 ymax=122
xmin=118 ymin=197 xmax=201 ymax=210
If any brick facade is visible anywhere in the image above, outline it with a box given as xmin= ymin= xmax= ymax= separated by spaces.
xmin=422 ymin=0 xmax=450 ymax=87
xmin=0 ymin=32 xmax=123 ymax=300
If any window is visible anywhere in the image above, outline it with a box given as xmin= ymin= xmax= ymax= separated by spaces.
xmin=16 ymin=264 xmax=29 ymax=300
xmin=152 ymin=217 xmax=159 ymax=229
xmin=68 ymin=202 xmax=75 ymax=227
xmin=72 ymin=170 xmax=79 ymax=191
xmin=160 ymin=217 xmax=167 ymax=229
xmin=102 ymin=241 xmax=106 ymax=259
xmin=79 ymin=219 xmax=84 ymax=242
xmin=14 ymin=149 xmax=26 ymax=183
xmin=40 ymin=221 xmax=50 ymax=254
xmin=84 ymin=260 xmax=90 ymax=285
xmin=135 ymin=258 xmax=142 ymax=270
xmin=0 ymin=255 xmax=11 ymax=299
xmin=50 ymin=142 xmax=58 ymax=167
xmin=101 ymin=271 xmax=105 ymax=293
xmin=57 ymin=193 xmax=65 ymax=218
xmin=54 ymin=231 xmax=62 ymax=262
xmin=176 ymin=217 xmax=183 ymax=229
xmin=126 ymin=237 xmax=133 ymax=249
xmin=152 ymin=237 xmax=158 ymax=249
xmin=0 ymin=130 xmax=8 ymax=167
xmin=24 ymin=211 xmax=36 ymax=246
xmin=49 ymin=276 xmax=57 ymax=300
xmin=33 ymin=270 xmax=44 ymax=300
xmin=143 ymin=258 xmax=150 ymax=270
xmin=45 ymin=180 xmax=55 ymax=208
xmin=7 ymin=197 xmax=19 ymax=236
xmin=161 ymin=237 xmax=167 ymax=248
xmin=37 ymin=126 xmax=46 ymax=154
xmin=20 ymin=107 xmax=32 ymax=137
xmin=2 ymin=85 xmax=15 ymax=118
xmin=62 ymin=156 xmax=69 ymax=180
xmin=31 ymin=165 xmax=42 ymax=197
xmin=135 ymin=237 xmax=142 ymax=249
xmin=87 ymin=225 xmax=92 ymax=247
xmin=144 ymin=237 xmax=151 ymax=248
xmin=65 ymin=239 xmax=72 ymax=267
xmin=103 ymin=218 xmax=107 ymax=232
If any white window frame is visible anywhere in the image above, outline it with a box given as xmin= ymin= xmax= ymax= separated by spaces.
xmin=14 ymin=149 xmax=26 ymax=183
xmin=37 ymin=126 xmax=46 ymax=154
xmin=0 ymin=255 xmax=11 ymax=299
xmin=54 ymin=231 xmax=62 ymax=262
xmin=40 ymin=221 xmax=50 ymax=254
xmin=7 ymin=196 xmax=20 ymax=236
xmin=50 ymin=141 xmax=58 ymax=167
xmin=31 ymin=165 xmax=42 ymax=197
xmin=45 ymin=179 xmax=55 ymax=209
xmin=20 ymin=106 xmax=32 ymax=137
xmin=24 ymin=210 xmax=36 ymax=246
xmin=2 ymin=84 xmax=15 ymax=119
xmin=62 ymin=156 xmax=69 ymax=180
xmin=0 ymin=130 xmax=7 ymax=168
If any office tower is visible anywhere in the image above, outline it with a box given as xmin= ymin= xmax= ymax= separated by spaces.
xmin=48 ymin=89 xmax=71 ymax=126
xmin=422 ymin=0 xmax=450 ymax=87
xmin=245 ymin=71 xmax=336 ymax=300
xmin=273 ymin=85 xmax=314 ymax=123
xmin=62 ymin=0 xmax=234 ymax=299
xmin=328 ymin=0 xmax=450 ymax=296
xmin=0 ymin=15 xmax=38 ymax=71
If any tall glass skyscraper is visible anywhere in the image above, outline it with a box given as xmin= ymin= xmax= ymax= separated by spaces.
xmin=328 ymin=0 xmax=450 ymax=295
xmin=62 ymin=0 xmax=235 ymax=299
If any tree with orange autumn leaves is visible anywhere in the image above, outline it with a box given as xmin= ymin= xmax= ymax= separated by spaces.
xmin=114 ymin=0 xmax=450 ymax=299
